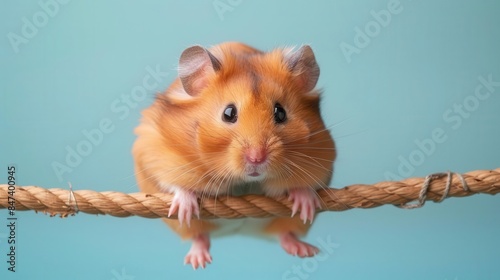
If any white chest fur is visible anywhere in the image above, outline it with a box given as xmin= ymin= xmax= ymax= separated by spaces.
xmin=208 ymin=182 xmax=276 ymax=238
xmin=210 ymin=217 xmax=276 ymax=239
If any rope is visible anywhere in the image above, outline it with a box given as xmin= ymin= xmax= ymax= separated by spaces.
xmin=1 ymin=168 xmax=499 ymax=219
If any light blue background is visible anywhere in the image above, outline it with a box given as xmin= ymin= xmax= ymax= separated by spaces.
xmin=1 ymin=1 xmax=499 ymax=279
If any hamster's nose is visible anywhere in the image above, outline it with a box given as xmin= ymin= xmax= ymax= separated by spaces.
xmin=245 ymin=147 xmax=267 ymax=164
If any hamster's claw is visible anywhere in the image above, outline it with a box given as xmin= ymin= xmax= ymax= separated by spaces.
xmin=184 ymin=234 xmax=212 ymax=269
xmin=279 ymin=232 xmax=319 ymax=258
xmin=288 ymin=188 xmax=321 ymax=224
xmin=168 ymin=190 xmax=200 ymax=227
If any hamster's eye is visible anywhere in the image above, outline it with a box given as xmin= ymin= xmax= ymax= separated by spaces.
xmin=222 ymin=104 xmax=238 ymax=123
xmin=274 ymin=103 xmax=287 ymax=124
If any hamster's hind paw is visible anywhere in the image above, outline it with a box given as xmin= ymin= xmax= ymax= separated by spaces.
xmin=288 ymin=188 xmax=321 ymax=224
xmin=184 ymin=234 xmax=212 ymax=269
xmin=168 ymin=189 xmax=200 ymax=227
xmin=279 ymin=232 xmax=319 ymax=258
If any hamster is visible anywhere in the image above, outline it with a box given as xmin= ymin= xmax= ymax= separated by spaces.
xmin=132 ymin=42 xmax=336 ymax=269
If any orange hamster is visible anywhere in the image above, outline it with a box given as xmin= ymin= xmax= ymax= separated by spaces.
xmin=132 ymin=42 xmax=336 ymax=269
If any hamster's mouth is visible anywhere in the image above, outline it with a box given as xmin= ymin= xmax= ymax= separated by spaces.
xmin=244 ymin=165 xmax=267 ymax=182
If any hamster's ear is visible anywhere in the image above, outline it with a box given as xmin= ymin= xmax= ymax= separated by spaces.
xmin=178 ymin=45 xmax=221 ymax=96
xmin=283 ymin=45 xmax=320 ymax=93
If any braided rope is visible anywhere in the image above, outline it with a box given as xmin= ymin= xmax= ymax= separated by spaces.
xmin=1 ymin=168 xmax=499 ymax=219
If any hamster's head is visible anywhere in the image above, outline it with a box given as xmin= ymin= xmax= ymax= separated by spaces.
xmin=169 ymin=43 xmax=335 ymax=194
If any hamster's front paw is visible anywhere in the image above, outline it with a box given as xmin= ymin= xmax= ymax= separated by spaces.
xmin=288 ymin=188 xmax=321 ymax=224
xmin=168 ymin=189 xmax=200 ymax=227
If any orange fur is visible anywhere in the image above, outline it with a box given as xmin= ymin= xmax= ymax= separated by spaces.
xmin=132 ymin=42 xmax=336 ymax=240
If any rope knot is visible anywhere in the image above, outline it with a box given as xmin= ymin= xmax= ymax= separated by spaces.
xmin=397 ymin=171 xmax=470 ymax=209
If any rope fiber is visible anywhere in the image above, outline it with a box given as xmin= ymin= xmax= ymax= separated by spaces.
xmin=1 ymin=168 xmax=499 ymax=219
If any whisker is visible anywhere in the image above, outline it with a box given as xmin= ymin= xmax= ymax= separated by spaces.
xmin=287 ymin=126 xmax=332 ymax=144
xmin=130 ymin=155 xmax=224 ymax=192
xmin=283 ymin=159 xmax=330 ymax=207
xmin=283 ymin=158 xmax=350 ymax=211
xmin=287 ymin=151 xmax=332 ymax=173
xmin=282 ymin=158 xmax=314 ymax=189
xmin=333 ymin=129 xmax=369 ymax=140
